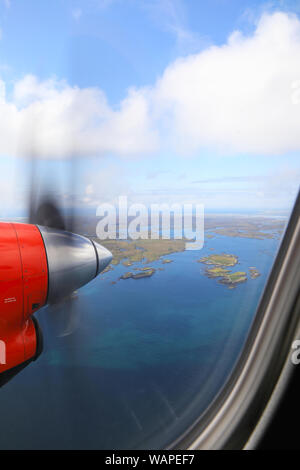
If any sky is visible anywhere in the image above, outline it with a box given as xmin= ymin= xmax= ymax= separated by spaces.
xmin=0 ymin=0 xmax=299 ymax=216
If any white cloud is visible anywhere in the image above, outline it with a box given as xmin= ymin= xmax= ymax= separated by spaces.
xmin=0 ymin=12 xmax=299 ymax=159
xmin=151 ymin=11 xmax=300 ymax=155
xmin=0 ymin=75 xmax=158 ymax=158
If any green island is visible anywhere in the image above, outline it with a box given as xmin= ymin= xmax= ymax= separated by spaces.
xmin=92 ymin=234 xmax=262 ymax=289
xmin=92 ymin=238 xmax=185 ymax=283
xmin=94 ymin=238 xmax=186 ymax=265
xmin=198 ymin=254 xmax=238 ymax=267
xmin=198 ymin=253 xmax=247 ymax=288
xmin=249 ymin=267 xmax=261 ymax=279
xmin=219 ymin=271 xmax=247 ymax=288
xmin=206 ymin=267 xmax=230 ymax=278
xmin=133 ymin=266 xmax=154 ymax=271
xmin=120 ymin=268 xmax=156 ymax=280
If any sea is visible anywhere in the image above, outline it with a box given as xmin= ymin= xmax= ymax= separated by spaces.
xmin=0 ymin=226 xmax=284 ymax=449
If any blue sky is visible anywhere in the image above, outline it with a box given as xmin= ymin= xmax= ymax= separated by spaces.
xmin=1 ymin=0 xmax=300 ymax=103
xmin=0 ymin=0 xmax=299 ymax=215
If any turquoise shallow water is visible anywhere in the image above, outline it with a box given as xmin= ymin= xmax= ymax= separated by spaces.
xmin=0 ymin=233 xmax=280 ymax=449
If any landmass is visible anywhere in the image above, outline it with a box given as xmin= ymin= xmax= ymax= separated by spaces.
xmin=199 ymin=253 xmax=246 ymax=288
xmin=120 ymin=272 xmax=133 ymax=280
xmin=204 ymin=214 xmax=285 ymax=240
xmin=85 ymin=214 xmax=282 ymax=286
xmin=206 ymin=267 xmax=230 ymax=278
xmin=249 ymin=267 xmax=261 ymax=279
xmin=212 ymin=229 xmax=274 ymax=239
xmin=71 ymin=213 xmax=285 ymax=243
xmin=120 ymin=268 xmax=156 ymax=280
xmin=134 ymin=266 xmax=154 ymax=271
xmin=94 ymin=238 xmax=184 ymax=283
xmin=219 ymin=271 xmax=247 ymax=288
xmin=198 ymin=254 xmax=238 ymax=267
xmin=94 ymin=238 xmax=186 ymax=266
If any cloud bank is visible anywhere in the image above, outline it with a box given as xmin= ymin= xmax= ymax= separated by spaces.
xmin=0 ymin=11 xmax=300 ymax=159
xmin=0 ymin=75 xmax=157 ymax=158
xmin=153 ymin=11 xmax=300 ymax=155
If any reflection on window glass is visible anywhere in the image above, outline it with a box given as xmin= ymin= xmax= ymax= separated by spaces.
xmin=0 ymin=0 xmax=299 ymax=450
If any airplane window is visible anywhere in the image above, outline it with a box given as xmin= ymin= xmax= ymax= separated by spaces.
xmin=0 ymin=1 xmax=299 ymax=450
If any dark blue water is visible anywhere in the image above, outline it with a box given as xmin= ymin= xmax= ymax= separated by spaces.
xmin=0 ymin=233 xmax=280 ymax=449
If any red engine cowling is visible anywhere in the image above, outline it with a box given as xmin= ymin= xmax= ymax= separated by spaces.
xmin=0 ymin=221 xmax=112 ymax=385
xmin=0 ymin=223 xmax=47 ymax=377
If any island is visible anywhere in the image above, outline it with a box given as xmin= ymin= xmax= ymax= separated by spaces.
xmin=206 ymin=267 xmax=230 ymax=278
xmin=134 ymin=267 xmax=154 ymax=271
xmin=120 ymin=268 xmax=156 ymax=280
xmin=197 ymin=254 xmax=238 ymax=267
xmin=249 ymin=267 xmax=261 ymax=279
xmin=132 ymin=269 xmax=156 ymax=279
xmin=219 ymin=271 xmax=247 ymax=288
xmin=198 ymin=253 xmax=247 ymax=288
xmin=94 ymin=238 xmax=186 ymax=266
xmin=120 ymin=272 xmax=133 ymax=280
xmin=93 ymin=238 xmax=186 ymax=283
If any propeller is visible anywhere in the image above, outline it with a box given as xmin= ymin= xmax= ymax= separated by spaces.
xmin=26 ymin=144 xmax=111 ymax=339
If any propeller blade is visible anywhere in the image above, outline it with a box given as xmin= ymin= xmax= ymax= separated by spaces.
xmin=29 ymin=197 xmax=66 ymax=231
xmin=44 ymin=292 xmax=81 ymax=338
xmin=23 ymin=114 xmax=112 ymax=342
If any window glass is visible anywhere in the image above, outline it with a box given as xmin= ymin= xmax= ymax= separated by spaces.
xmin=0 ymin=1 xmax=299 ymax=449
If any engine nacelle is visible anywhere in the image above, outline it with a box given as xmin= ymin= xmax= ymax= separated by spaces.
xmin=0 ymin=222 xmax=112 ymax=385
